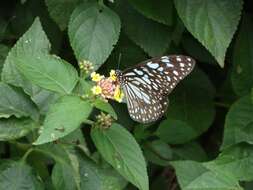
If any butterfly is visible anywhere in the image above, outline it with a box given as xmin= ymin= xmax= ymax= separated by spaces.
xmin=115 ymin=55 xmax=195 ymax=123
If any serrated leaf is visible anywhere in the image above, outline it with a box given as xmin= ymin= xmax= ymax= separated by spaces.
xmin=14 ymin=53 xmax=78 ymax=94
xmin=93 ymin=99 xmax=117 ymax=119
xmin=0 ymin=117 xmax=39 ymax=141
xmin=0 ymin=161 xmax=44 ymax=190
xmin=0 ymin=82 xmax=39 ymax=120
xmin=34 ymin=95 xmax=92 ymax=145
xmin=69 ymin=2 xmax=121 ymax=70
xmin=114 ymin=0 xmax=171 ymax=57
xmin=45 ymin=0 xmax=82 ymax=31
xmin=231 ymin=15 xmax=253 ymax=96
xmin=91 ymin=123 xmax=148 ymax=190
xmin=128 ymin=0 xmax=174 ymax=26
xmin=2 ymin=17 xmax=50 ymax=89
xmin=174 ymin=0 xmax=243 ymax=67
xmin=222 ymin=95 xmax=253 ymax=149
xmin=161 ymin=68 xmax=215 ymax=144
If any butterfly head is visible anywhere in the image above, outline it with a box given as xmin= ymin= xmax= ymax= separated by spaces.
xmin=115 ymin=69 xmax=123 ymax=84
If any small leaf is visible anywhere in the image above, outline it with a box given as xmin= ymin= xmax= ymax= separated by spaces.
xmin=45 ymin=0 xmax=82 ymax=30
xmin=222 ymin=95 xmax=253 ymax=149
xmin=0 ymin=161 xmax=44 ymax=190
xmin=0 ymin=117 xmax=39 ymax=141
xmin=14 ymin=53 xmax=78 ymax=94
xmin=0 ymin=82 xmax=39 ymax=120
xmin=34 ymin=95 xmax=92 ymax=145
xmin=231 ymin=15 xmax=253 ymax=96
xmin=93 ymin=99 xmax=117 ymax=119
xmin=144 ymin=140 xmax=172 ymax=166
xmin=174 ymin=0 xmax=243 ymax=67
xmin=114 ymin=0 xmax=171 ymax=57
xmin=69 ymin=2 xmax=121 ymax=70
xmin=128 ymin=0 xmax=174 ymax=26
xmin=91 ymin=123 xmax=149 ymax=190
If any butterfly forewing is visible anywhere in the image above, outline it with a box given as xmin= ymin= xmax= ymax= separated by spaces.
xmin=118 ymin=55 xmax=195 ymax=123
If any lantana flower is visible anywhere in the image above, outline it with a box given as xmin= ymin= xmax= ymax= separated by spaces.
xmin=91 ymin=70 xmax=124 ymax=102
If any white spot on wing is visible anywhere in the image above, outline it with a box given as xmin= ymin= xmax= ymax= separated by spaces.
xmin=147 ymin=62 xmax=159 ymax=69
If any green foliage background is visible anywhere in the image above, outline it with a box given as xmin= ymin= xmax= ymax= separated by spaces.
xmin=0 ymin=0 xmax=253 ymax=189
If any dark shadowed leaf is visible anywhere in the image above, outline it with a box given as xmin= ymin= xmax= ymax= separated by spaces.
xmin=231 ymin=15 xmax=253 ymax=96
xmin=0 ymin=117 xmax=39 ymax=141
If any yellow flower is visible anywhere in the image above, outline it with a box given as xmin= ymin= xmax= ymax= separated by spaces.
xmin=91 ymin=72 xmax=104 ymax=82
xmin=91 ymin=86 xmax=102 ymax=95
xmin=109 ymin=70 xmax=117 ymax=81
xmin=114 ymin=86 xmax=124 ymax=102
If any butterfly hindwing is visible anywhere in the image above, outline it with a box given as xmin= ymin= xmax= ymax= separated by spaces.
xmin=118 ymin=55 xmax=195 ymax=123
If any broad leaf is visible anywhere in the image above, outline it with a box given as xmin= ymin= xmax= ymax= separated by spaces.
xmin=0 ymin=161 xmax=44 ymax=190
xmin=222 ymin=95 xmax=253 ymax=149
xmin=174 ymin=0 xmax=243 ymax=67
xmin=114 ymin=0 xmax=171 ymax=57
xmin=172 ymin=160 xmax=243 ymax=190
xmin=69 ymin=2 xmax=121 ymax=70
xmin=0 ymin=117 xmax=39 ymax=141
xmin=14 ymin=53 xmax=78 ymax=94
xmin=34 ymin=95 xmax=92 ymax=145
xmin=158 ymin=68 xmax=215 ymax=144
xmin=0 ymin=82 xmax=39 ymax=120
xmin=128 ymin=0 xmax=174 ymax=26
xmin=231 ymin=15 xmax=253 ymax=96
xmin=45 ymin=0 xmax=81 ymax=30
xmin=91 ymin=123 xmax=149 ymax=190
xmin=1 ymin=17 xmax=50 ymax=90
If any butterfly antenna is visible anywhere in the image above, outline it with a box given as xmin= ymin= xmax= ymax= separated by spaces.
xmin=117 ymin=53 xmax=122 ymax=70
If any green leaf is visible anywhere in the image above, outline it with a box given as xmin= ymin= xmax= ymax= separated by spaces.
xmin=222 ymin=95 xmax=253 ymax=149
xmin=172 ymin=141 xmax=208 ymax=162
xmin=128 ymin=0 xmax=174 ymax=26
xmin=93 ymin=99 xmax=117 ymax=119
xmin=68 ymin=2 xmax=121 ymax=70
xmin=144 ymin=140 xmax=172 ymax=166
xmin=231 ymin=15 xmax=253 ymax=96
xmin=34 ymin=95 xmax=92 ymax=145
xmin=14 ymin=53 xmax=78 ymax=94
xmin=0 ymin=82 xmax=39 ymax=120
xmin=114 ymin=0 xmax=171 ymax=57
xmin=2 ymin=17 xmax=50 ymax=89
xmin=159 ymin=68 xmax=215 ymax=144
xmin=0 ymin=161 xmax=44 ymax=190
xmin=0 ymin=45 xmax=10 ymax=77
xmin=0 ymin=117 xmax=39 ymax=141
xmin=52 ymin=163 xmax=77 ymax=190
xmin=205 ymin=144 xmax=253 ymax=182
xmin=91 ymin=123 xmax=149 ymax=190
xmin=45 ymin=0 xmax=81 ymax=31
xmin=172 ymin=160 xmax=243 ymax=190
xmin=0 ymin=18 xmax=8 ymax=41
xmin=174 ymin=0 xmax=243 ymax=67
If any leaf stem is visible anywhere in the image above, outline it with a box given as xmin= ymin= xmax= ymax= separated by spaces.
xmin=21 ymin=148 xmax=34 ymax=162
xmin=214 ymin=102 xmax=231 ymax=108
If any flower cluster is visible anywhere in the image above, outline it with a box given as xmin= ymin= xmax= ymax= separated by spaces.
xmin=79 ymin=60 xmax=94 ymax=74
xmin=95 ymin=112 xmax=113 ymax=129
xmin=91 ymin=70 xmax=124 ymax=102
